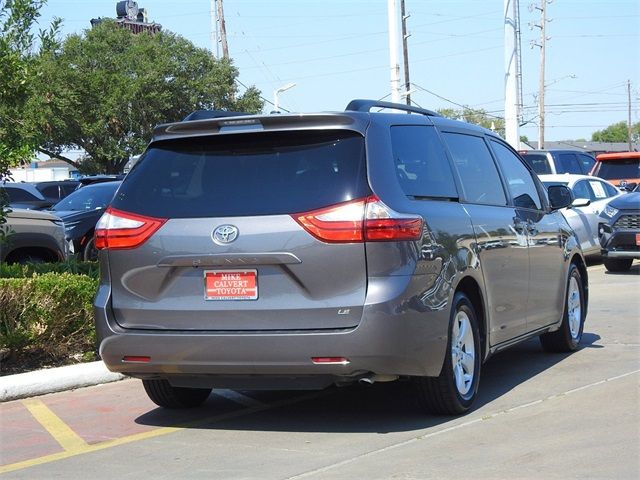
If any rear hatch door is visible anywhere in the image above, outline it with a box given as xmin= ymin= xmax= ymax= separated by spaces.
xmin=106 ymin=129 xmax=370 ymax=331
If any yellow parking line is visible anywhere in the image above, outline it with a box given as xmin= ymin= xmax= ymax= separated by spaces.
xmin=0 ymin=391 xmax=324 ymax=475
xmin=21 ymin=399 xmax=88 ymax=453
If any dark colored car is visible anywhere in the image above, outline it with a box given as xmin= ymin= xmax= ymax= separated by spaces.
xmin=32 ymin=180 xmax=81 ymax=203
xmin=51 ymin=181 xmax=121 ymax=261
xmin=519 ymin=149 xmax=596 ymax=176
xmin=94 ymin=100 xmax=588 ymax=415
xmin=598 ymin=192 xmax=640 ymax=272
xmin=1 ymin=183 xmax=53 ymax=210
xmin=78 ymin=174 xmax=126 ymax=186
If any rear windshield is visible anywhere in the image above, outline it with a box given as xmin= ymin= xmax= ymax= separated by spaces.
xmin=520 ymin=153 xmax=551 ymax=174
xmin=112 ymin=130 xmax=369 ymax=218
xmin=596 ymin=159 xmax=640 ymax=179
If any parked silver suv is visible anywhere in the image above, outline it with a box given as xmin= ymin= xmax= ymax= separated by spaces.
xmin=94 ymin=100 xmax=588 ymax=414
xmin=1 ymin=208 xmax=68 ymax=263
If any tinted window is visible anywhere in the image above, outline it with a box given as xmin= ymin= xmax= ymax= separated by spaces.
xmin=572 ymin=180 xmax=592 ymax=200
xmin=490 ymin=140 xmax=542 ymax=210
xmin=2 ymin=186 xmax=39 ymax=202
xmin=556 ymin=153 xmax=582 ymax=174
xmin=577 ymin=154 xmax=595 ymax=174
xmin=39 ymin=185 xmax=61 ymax=199
xmin=441 ymin=133 xmax=506 ymax=205
xmin=597 ymin=159 xmax=640 ymax=179
xmin=521 ymin=153 xmax=552 ymax=174
xmin=52 ymin=182 xmax=120 ymax=211
xmin=112 ymin=130 xmax=369 ymax=218
xmin=390 ymin=126 xmax=457 ymax=198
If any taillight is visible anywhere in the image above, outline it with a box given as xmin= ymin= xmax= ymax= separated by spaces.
xmin=293 ymin=195 xmax=423 ymax=243
xmin=94 ymin=207 xmax=166 ymax=250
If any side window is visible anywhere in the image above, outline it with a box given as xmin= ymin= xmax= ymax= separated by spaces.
xmin=390 ymin=126 xmax=458 ymax=198
xmin=3 ymin=187 xmax=39 ymax=202
xmin=587 ymin=179 xmax=612 ymax=200
xmin=601 ymin=181 xmax=619 ymax=197
xmin=490 ymin=140 xmax=542 ymax=210
xmin=557 ymin=153 xmax=582 ymax=174
xmin=578 ymin=154 xmax=595 ymax=175
xmin=572 ymin=180 xmax=593 ymax=200
xmin=441 ymin=132 xmax=506 ymax=205
xmin=40 ymin=185 xmax=61 ymax=199
xmin=521 ymin=153 xmax=552 ymax=175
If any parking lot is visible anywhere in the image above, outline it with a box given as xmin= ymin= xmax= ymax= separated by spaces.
xmin=1 ymin=261 xmax=638 ymax=479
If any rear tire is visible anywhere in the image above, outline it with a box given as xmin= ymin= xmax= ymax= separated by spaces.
xmin=540 ymin=263 xmax=585 ymax=352
xmin=142 ymin=379 xmax=211 ymax=408
xmin=82 ymin=236 xmax=98 ymax=261
xmin=415 ymin=292 xmax=481 ymax=415
xmin=603 ymin=258 xmax=632 ymax=272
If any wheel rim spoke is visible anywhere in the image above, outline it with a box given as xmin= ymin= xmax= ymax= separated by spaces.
xmin=452 ymin=310 xmax=475 ymax=396
xmin=567 ymin=277 xmax=581 ymax=339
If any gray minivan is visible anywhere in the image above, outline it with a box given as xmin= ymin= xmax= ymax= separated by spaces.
xmin=94 ymin=100 xmax=588 ymax=415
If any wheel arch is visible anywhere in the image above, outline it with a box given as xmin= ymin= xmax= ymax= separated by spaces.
xmin=454 ymin=276 xmax=488 ymax=362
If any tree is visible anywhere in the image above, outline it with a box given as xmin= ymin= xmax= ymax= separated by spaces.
xmin=436 ymin=107 xmax=505 ymax=137
xmin=30 ymin=21 xmax=263 ymax=174
xmin=591 ymin=121 xmax=640 ymax=144
xmin=0 ymin=0 xmax=59 ymax=236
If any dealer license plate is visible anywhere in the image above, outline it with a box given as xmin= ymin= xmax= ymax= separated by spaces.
xmin=204 ymin=270 xmax=258 ymax=300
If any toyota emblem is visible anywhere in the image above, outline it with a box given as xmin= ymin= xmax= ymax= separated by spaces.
xmin=212 ymin=225 xmax=239 ymax=245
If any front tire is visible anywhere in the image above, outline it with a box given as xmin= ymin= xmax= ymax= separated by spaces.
xmin=142 ymin=379 xmax=212 ymax=408
xmin=603 ymin=258 xmax=632 ymax=272
xmin=540 ymin=263 xmax=585 ymax=352
xmin=415 ymin=292 xmax=481 ymax=415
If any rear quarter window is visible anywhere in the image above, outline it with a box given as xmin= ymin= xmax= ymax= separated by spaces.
xmin=390 ymin=125 xmax=457 ymax=198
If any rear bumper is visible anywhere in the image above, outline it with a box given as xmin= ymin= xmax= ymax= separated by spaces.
xmin=94 ymin=277 xmax=450 ymax=389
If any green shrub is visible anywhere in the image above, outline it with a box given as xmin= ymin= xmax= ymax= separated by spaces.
xmin=0 ymin=272 xmax=98 ymax=368
xmin=0 ymin=259 xmax=99 ymax=279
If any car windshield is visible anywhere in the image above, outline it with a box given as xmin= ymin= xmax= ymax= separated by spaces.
xmin=597 ymin=159 xmax=640 ymax=179
xmin=52 ymin=182 xmax=120 ymax=211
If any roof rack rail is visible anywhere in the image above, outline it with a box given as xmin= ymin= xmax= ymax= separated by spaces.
xmin=345 ymin=99 xmax=440 ymax=117
xmin=182 ymin=110 xmax=251 ymax=121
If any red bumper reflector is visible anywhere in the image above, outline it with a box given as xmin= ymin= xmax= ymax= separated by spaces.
xmin=311 ymin=357 xmax=350 ymax=365
xmin=122 ymin=356 xmax=151 ymax=363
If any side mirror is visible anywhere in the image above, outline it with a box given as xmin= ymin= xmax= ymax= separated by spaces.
xmin=570 ymin=198 xmax=591 ymax=208
xmin=547 ymin=185 xmax=573 ymax=210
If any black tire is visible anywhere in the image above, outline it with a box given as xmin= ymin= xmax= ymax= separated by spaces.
xmin=415 ymin=292 xmax=481 ymax=415
xmin=142 ymin=379 xmax=211 ymax=408
xmin=540 ymin=263 xmax=585 ymax=353
xmin=82 ymin=236 xmax=99 ymax=261
xmin=603 ymin=258 xmax=632 ymax=272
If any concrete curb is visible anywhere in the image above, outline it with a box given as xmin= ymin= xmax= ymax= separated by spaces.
xmin=0 ymin=361 xmax=124 ymax=402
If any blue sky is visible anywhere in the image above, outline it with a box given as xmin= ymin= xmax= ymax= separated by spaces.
xmin=39 ymin=0 xmax=639 ymax=142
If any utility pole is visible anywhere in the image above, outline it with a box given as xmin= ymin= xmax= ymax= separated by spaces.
xmin=400 ymin=0 xmax=411 ymax=106
xmin=628 ymin=80 xmax=633 ymax=151
xmin=217 ymin=0 xmax=229 ymax=59
xmin=210 ymin=0 xmax=218 ymax=58
xmin=532 ymin=0 xmax=549 ymax=149
xmin=504 ymin=0 xmax=520 ymax=148
xmin=387 ymin=0 xmax=401 ymax=104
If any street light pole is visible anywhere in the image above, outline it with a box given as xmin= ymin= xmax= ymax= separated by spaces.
xmin=273 ymin=83 xmax=296 ymax=112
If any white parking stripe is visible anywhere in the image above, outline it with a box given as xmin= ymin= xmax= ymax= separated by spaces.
xmin=213 ymin=389 xmax=267 ymax=407
xmin=285 ymin=369 xmax=640 ymax=480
